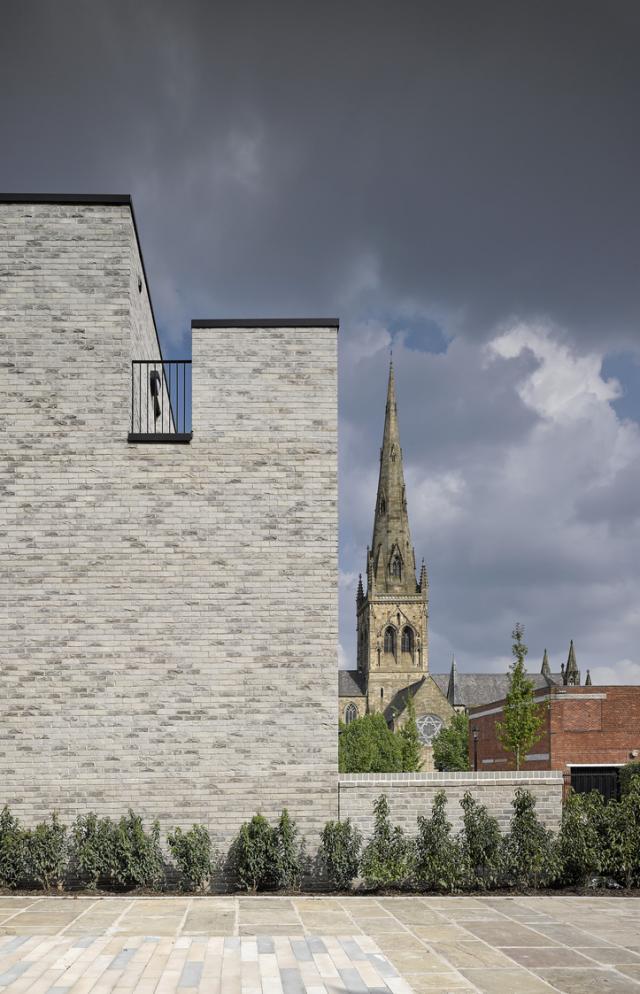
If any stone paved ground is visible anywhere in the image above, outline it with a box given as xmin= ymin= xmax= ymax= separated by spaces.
xmin=1 ymin=896 xmax=640 ymax=993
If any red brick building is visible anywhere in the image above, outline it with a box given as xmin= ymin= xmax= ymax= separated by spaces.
xmin=468 ymin=685 xmax=640 ymax=797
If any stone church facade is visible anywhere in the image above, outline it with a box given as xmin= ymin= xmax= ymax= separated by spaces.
xmin=338 ymin=364 xmax=454 ymax=768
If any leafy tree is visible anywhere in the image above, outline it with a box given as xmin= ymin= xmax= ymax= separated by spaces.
xmin=339 ymin=713 xmax=403 ymax=773
xmin=359 ymin=795 xmax=412 ymax=889
xmin=398 ymin=694 xmax=423 ymax=772
xmin=503 ymin=788 xmax=558 ymax=889
xmin=601 ymin=779 xmax=640 ymax=888
xmin=557 ymin=790 xmax=606 ymax=887
xmin=0 ymin=806 xmax=25 ymax=888
xmin=432 ymin=711 xmax=471 ymax=771
xmin=496 ymin=624 xmax=545 ymax=770
xmin=619 ymin=760 xmax=640 ymax=796
xmin=318 ymin=819 xmax=362 ymax=891
xmin=274 ymin=809 xmax=304 ymax=891
xmin=414 ymin=791 xmax=460 ymax=892
xmin=231 ymin=814 xmax=278 ymax=892
xmin=167 ymin=824 xmax=215 ymax=893
xmin=22 ymin=813 xmax=68 ymax=891
xmin=459 ymin=792 xmax=502 ymax=890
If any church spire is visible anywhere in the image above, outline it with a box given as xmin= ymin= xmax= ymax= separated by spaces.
xmin=369 ymin=362 xmax=417 ymax=594
xmin=541 ymin=648 xmax=551 ymax=681
xmin=564 ymin=639 xmax=580 ymax=686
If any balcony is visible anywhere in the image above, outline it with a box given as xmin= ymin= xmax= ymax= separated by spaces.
xmin=128 ymin=360 xmax=192 ymax=443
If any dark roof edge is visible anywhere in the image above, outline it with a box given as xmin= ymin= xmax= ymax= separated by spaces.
xmin=0 ymin=193 xmax=164 ymax=362
xmin=192 ymin=318 xmax=340 ymax=329
xmin=0 ymin=194 xmax=133 ymax=205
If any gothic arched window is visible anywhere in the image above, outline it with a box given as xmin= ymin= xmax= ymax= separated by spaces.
xmin=384 ymin=626 xmax=396 ymax=654
xmin=390 ymin=553 xmax=402 ymax=579
xmin=344 ymin=703 xmax=357 ymax=725
xmin=401 ymin=626 xmax=414 ymax=654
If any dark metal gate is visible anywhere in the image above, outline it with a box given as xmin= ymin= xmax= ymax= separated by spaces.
xmin=570 ymin=766 xmax=620 ymax=801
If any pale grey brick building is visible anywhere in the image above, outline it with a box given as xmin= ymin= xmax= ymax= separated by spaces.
xmin=1 ymin=194 xmax=339 ymax=844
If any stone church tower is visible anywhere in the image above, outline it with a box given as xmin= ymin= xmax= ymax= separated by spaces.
xmin=341 ymin=362 xmax=453 ymax=767
xmin=357 ymin=363 xmax=429 ymax=708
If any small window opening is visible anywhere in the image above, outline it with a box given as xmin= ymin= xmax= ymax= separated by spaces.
xmin=383 ymin=626 xmax=396 ymax=654
xmin=402 ymin=627 xmax=414 ymax=653
xmin=345 ymin=703 xmax=358 ymax=725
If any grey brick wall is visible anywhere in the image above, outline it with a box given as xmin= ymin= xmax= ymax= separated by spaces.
xmin=1 ymin=202 xmax=338 ymax=850
xmin=338 ymin=771 xmax=563 ymax=836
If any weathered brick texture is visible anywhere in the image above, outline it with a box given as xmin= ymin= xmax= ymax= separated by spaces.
xmin=1 ymin=201 xmax=338 ymax=848
xmin=338 ymin=771 xmax=563 ymax=836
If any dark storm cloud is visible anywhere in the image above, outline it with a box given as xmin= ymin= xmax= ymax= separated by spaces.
xmin=1 ymin=0 xmax=639 ymax=347
xmin=3 ymin=1 xmax=640 ymax=679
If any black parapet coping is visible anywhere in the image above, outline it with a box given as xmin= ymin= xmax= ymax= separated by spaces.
xmin=0 ymin=193 xmax=164 ymax=363
xmin=0 ymin=194 xmax=133 ymax=205
xmin=127 ymin=433 xmax=193 ymax=444
xmin=191 ymin=318 xmax=340 ymax=329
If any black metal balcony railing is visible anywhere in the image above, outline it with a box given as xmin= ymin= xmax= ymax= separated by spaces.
xmin=128 ymin=360 xmax=192 ymax=443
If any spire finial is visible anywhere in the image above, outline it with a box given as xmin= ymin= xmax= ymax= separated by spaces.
xmin=541 ymin=648 xmax=551 ymax=680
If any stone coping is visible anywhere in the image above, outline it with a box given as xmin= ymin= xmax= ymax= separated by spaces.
xmin=339 ymin=770 xmax=564 ymax=784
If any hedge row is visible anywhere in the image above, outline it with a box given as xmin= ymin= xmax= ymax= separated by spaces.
xmin=2 ymin=781 xmax=640 ymax=893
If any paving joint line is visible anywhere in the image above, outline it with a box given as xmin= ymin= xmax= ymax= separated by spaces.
xmin=56 ymin=897 xmax=100 ymax=936
xmin=176 ymin=896 xmax=193 ymax=938
xmin=105 ymin=898 xmax=137 ymax=936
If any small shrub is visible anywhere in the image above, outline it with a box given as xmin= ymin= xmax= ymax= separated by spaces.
xmin=23 ymin=813 xmax=67 ymax=890
xmin=70 ymin=813 xmax=117 ymax=889
xmin=318 ymin=819 xmax=362 ymax=891
xmin=619 ymin=761 xmax=640 ymax=797
xmin=111 ymin=811 xmax=164 ymax=890
xmin=0 ymin=806 xmax=25 ymax=889
xmin=557 ymin=790 xmax=606 ymax=887
xmin=503 ymin=788 xmax=557 ymax=890
xmin=359 ymin=795 xmax=412 ymax=890
xmin=167 ymin=825 xmax=215 ymax=893
xmin=601 ymin=779 xmax=640 ymax=888
xmin=232 ymin=814 xmax=278 ymax=892
xmin=414 ymin=791 xmax=460 ymax=892
xmin=274 ymin=809 xmax=303 ymax=891
xmin=458 ymin=792 xmax=502 ymax=891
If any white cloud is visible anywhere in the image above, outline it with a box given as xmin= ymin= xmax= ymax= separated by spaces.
xmin=590 ymin=659 xmax=640 ymax=685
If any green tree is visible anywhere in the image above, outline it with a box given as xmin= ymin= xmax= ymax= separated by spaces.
xmin=496 ymin=624 xmax=545 ymax=770
xmin=432 ymin=711 xmax=470 ymax=771
xmin=398 ymin=694 xmax=423 ymax=772
xmin=338 ymin=713 xmax=403 ymax=773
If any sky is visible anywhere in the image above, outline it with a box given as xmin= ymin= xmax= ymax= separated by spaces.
xmin=2 ymin=0 xmax=639 ymax=683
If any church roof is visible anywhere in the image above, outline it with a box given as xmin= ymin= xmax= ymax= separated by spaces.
xmin=430 ymin=670 xmax=562 ymax=709
xmin=338 ymin=669 xmax=367 ymax=697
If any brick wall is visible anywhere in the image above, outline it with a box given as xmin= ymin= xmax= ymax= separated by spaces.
xmin=469 ymin=686 xmax=640 ymax=775
xmin=338 ymin=772 xmax=563 ymax=836
xmin=1 ymin=200 xmax=338 ymax=849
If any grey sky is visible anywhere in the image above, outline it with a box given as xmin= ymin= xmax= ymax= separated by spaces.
xmin=2 ymin=0 xmax=639 ymax=681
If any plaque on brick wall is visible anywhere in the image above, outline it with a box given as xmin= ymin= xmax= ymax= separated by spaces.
xmin=416 ymin=713 xmax=444 ymax=745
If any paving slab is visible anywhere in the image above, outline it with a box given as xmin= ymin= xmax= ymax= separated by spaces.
xmin=1 ymin=895 xmax=640 ymax=991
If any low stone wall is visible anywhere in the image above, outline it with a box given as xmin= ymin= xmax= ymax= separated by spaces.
xmin=338 ymin=771 xmax=563 ymax=836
